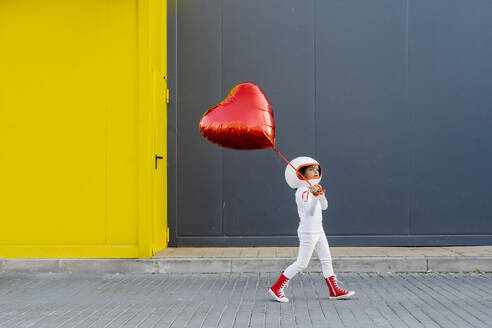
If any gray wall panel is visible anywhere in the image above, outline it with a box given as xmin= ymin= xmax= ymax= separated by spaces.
xmin=221 ymin=0 xmax=315 ymax=236
xmin=409 ymin=0 xmax=492 ymax=234
xmin=178 ymin=0 xmax=223 ymax=236
xmin=315 ymin=0 xmax=410 ymax=235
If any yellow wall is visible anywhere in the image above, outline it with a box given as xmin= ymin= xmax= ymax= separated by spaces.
xmin=0 ymin=0 xmax=167 ymax=258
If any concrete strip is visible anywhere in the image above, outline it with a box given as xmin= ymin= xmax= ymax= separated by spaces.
xmin=427 ymin=256 xmax=492 ymax=272
xmin=1 ymin=256 xmax=491 ymax=273
xmin=333 ymin=257 xmax=428 ymax=273
xmin=220 ymin=248 xmax=244 ymax=257
xmin=2 ymin=259 xmax=60 ymax=273
xmin=231 ymin=257 xmax=429 ymax=273
xmin=60 ymin=259 xmax=156 ymax=274
xmin=232 ymin=258 xmax=294 ymax=273
xmin=257 ymin=248 xmax=276 ymax=258
xmin=442 ymin=246 xmax=492 ymax=256
xmin=153 ymin=246 xmax=492 ymax=258
xmin=156 ymin=258 xmax=231 ymax=273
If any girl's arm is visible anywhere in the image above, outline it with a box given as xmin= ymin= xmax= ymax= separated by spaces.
xmin=319 ymin=193 xmax=328 ymax=210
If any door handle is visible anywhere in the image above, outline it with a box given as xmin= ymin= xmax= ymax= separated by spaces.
xmin=155 ymin=155 xmax=164 ymax=169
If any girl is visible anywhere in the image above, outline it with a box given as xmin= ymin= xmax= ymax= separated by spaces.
xmin=269 ymin=156 xmax=355 ymax=302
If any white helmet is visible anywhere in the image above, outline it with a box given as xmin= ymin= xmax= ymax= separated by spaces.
xmin=284 ymin=156 xmax=322 ymax=189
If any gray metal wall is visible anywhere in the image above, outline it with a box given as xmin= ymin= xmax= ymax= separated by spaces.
xmin=167 ymin=0 xmax=492 ymax=246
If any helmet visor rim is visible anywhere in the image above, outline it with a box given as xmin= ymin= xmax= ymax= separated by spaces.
xmin=296 ymin=163 xmax=322 ymax=181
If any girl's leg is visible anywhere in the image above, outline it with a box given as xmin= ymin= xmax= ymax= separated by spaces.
xmin=316 ymin=232 xmax=355 ymax=299
xmin=314 ymin=232 xmax=334 ymax=278
xmin=283 ymin=231 xmax=317 ymax=279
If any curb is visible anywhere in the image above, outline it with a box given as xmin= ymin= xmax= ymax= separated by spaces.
xmin=1 ymin=257 xmax=491 ymax=274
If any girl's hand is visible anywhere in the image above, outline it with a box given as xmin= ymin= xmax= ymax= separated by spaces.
xmin=309 ymin=184 xmax=323 ymax=196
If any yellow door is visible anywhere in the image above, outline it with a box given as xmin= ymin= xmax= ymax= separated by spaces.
xmin=151 ymin=0 xmax=168 ymax=254
xmin=0 ymin=0 xmax=167 ymax=258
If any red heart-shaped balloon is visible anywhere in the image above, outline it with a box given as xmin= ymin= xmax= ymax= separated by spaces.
xmin=199 ymin=82 xmax=275 ymax=150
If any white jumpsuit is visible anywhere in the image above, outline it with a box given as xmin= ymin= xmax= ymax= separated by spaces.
xmin=283 ymin=186 xmax=335 ymax=279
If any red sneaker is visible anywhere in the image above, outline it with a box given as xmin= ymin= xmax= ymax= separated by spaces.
xmin=325 ymin=275 xmax=355 ymax=300
xmin=269 ymin=273 xmax=289 ymax=302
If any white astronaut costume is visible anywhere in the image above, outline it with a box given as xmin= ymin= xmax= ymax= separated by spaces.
xmin=282 ymin=156 xmax=335 ymax=279
xmin=269 ymin=156 xmax=355 ymax=302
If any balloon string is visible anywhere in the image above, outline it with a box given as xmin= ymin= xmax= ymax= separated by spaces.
xmin=272 ymin=146 xmax=325 ymax=194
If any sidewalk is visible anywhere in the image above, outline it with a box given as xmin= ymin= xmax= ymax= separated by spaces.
xmin=1 ymin=272 xmax=491 ymax=327
xmin=1 ymin=246 xmax=491 ymax=274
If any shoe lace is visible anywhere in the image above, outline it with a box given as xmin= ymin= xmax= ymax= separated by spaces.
xmin=277 ymin=280 xmax=288 ymax=297
xmin=331 ymin=277 xmax=348 ymax=293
